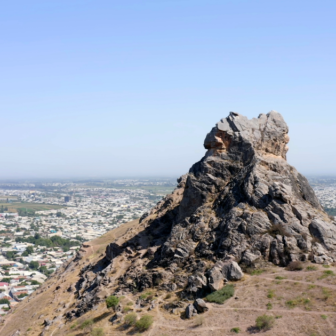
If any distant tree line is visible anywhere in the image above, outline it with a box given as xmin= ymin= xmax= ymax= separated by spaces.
xmin=15 ymin=234 xmax=81 ymax=250
xmin=0 ymin=205 xmax=8 ymax=212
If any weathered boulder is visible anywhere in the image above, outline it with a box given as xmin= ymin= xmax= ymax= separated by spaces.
xmin=208 ymin=266 xmax=224 ymax=291
xmin=43 ymin=319 xmax=52 ymax=327
xmin=67 ymin=284 xmax=74 ymax=293
xmin=309 ymin=219 xmax=336 ymax=251
xmin=139 ymin=212 xmax=149 ymax=223
xmin=241 ymin=250 xmax=261 ymax=266
xmin=194 ymin=299 xmax=208 ymax=313
xmin=185 ymin=273 xmax=207 ymax=295
xmin=105 ymin=243 xmax=122 ymax=261
xmin=10 ymin=331 xmax=21 ymax=336
xmin=185 ymin=304 xmax=198 ymax=318
xmin=219 ymin=261 xmax=244 ymax=281
xmin=110 ymin=312 xmax=123 ymax=325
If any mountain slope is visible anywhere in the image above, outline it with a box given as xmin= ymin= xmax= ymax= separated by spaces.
xmin=3 ymin=111 xmax=336 ymax=336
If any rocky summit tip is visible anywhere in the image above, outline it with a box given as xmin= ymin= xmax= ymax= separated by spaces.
xmin=204 ymin=111 xmax=289 ymax=160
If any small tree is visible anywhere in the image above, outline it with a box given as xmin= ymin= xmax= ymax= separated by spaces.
xmin=106 ymin=295 xmax=119 ymax=310
xmin=26 ymin=246 xmax=34 ymax=254
xmin=0 ymin=298 xmax=10 ymax=305
xmin=18 ymin=293 xmax=28 ymax=298
xmin=39 ymin=266 xmax=48 ymax=275
xmin=29 ymin=261 xmax=39 ymax=270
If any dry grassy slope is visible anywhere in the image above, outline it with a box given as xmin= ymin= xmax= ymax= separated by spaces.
xmin=0 ymin=219 xmax=139 ymax=336
xmin=3 ymin=219 xmax=336 ymax=336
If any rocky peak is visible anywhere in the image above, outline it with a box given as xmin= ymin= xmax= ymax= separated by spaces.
xmin=46 ymin=112 xmax=336 ymax=319
xmin=204 ymin=111 xmax=289 ymax=160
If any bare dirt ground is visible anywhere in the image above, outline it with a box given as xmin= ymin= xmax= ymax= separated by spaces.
xmin=2 ymin=219 xmax=336 ymax=336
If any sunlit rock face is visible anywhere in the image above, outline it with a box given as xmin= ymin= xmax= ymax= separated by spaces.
xmin=204 ymin=111 xmax=289 ymax=159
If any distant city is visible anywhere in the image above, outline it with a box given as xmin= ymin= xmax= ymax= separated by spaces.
xmin=0 ymin=178 xmax=176 ymax=312
xmin=309 ymin=177 xmax=336 ymax=217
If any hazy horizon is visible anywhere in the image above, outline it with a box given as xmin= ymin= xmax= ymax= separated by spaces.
xmin=1 ymin=1 xmax=336 ymax=179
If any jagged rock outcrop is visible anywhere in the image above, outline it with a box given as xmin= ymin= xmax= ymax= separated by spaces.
xmin=67 ymin=111 xmax=336 ymax=318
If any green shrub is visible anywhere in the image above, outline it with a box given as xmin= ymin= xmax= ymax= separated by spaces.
xmin=267 ymin=289 xmax=275 ymax=299
xmin=139 ymin=291 xmax=153 ymax=300
xmin=321 ymin=315 xmax=328 ymax=320
xmin=80 ymin=319 xmax=94 ymax=331
xmin=275 ymin=276 xmax=286 ymax=280
xmin=91 ymin=328 xmax=104 ymax=336
xmin=123 ymin=306 xmax=133 ymax=313
xmin=323 ymin=265 xmax=330 ymax=268
xmin=322 ymin=287 xmax=331 ymax=300
xmin=105 ymin=295 xmax=119 ymax=309
xmin=266 ymin=302 xmax=272 ymax=310
xmin=246 ymin=268 xmax=264 ymax=276
xmin=256 ymin=314 xmax=275 ymax=331
xmin=206 ymin=285 xmax=234 ymax=304
xmin=306 ymin=266 xmax=317 ymax=271
xmin=135 ymin=315 xmax=153 ymax=331
xmin=285 ymin=296 xmax=311 ymax=309
xmin=286 ymin=299 xmax=296 ymax=308
xmin=231 ymin=327 xmax=240 ymax=333
xmin=323 ymin=270 xmax=335 ymax=276
xmin=124 ymin=313 xmax=137 ymax=326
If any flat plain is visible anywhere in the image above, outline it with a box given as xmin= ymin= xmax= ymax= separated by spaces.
xmin=0 ymin=202 xmax=65 ymax=213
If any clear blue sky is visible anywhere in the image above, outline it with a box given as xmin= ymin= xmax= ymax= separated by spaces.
xmin=1 ymin=0 xmax=336 ymax=179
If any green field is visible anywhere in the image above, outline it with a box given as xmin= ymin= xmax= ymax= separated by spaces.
xmin=114 ymin=185 xmax=175 ymax=193
xmin=0 ymin=202 xmax=65 ymax=213
xmin=325 ymin=208 xmax=336 ymax=217
xmin=78 ymin=184 xmax=175 ymax=195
